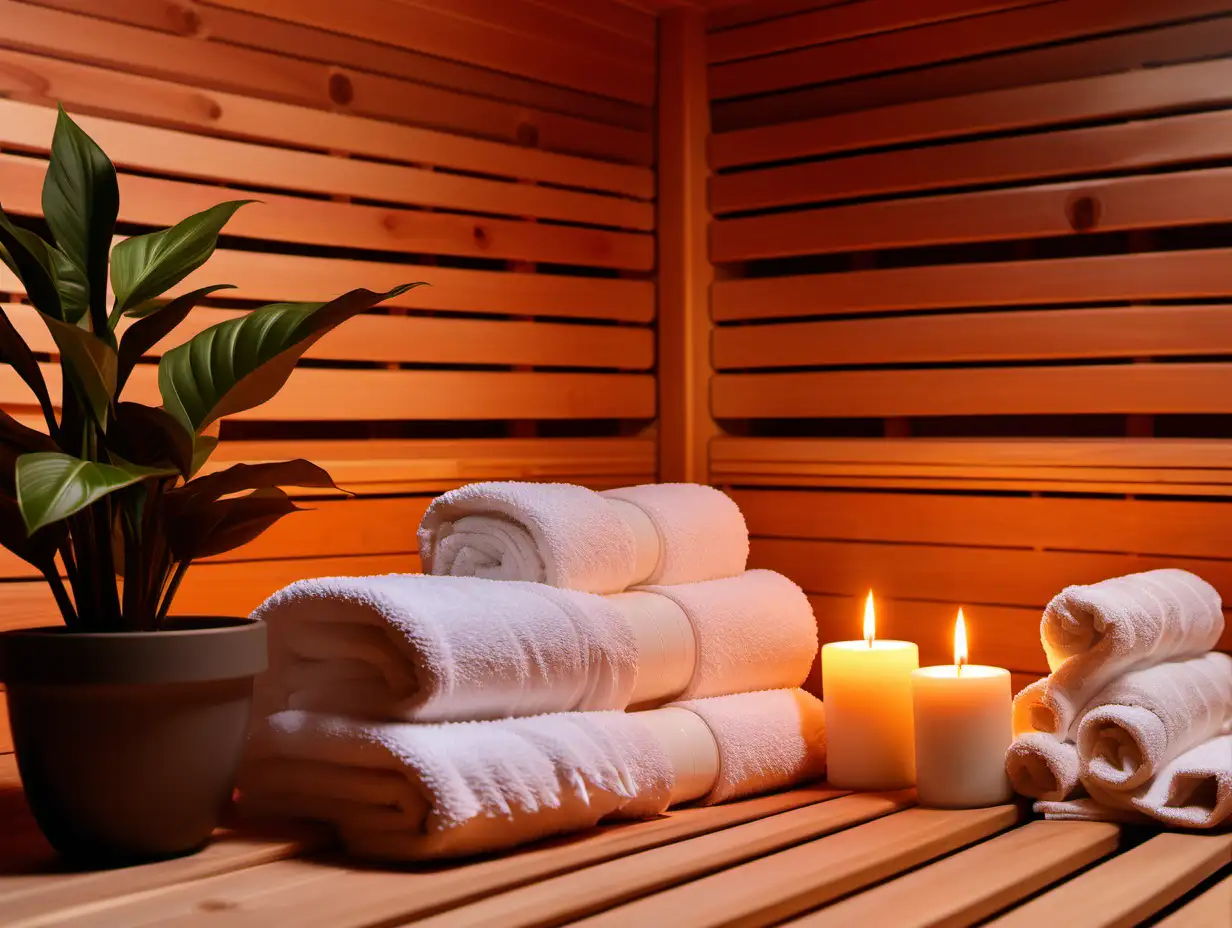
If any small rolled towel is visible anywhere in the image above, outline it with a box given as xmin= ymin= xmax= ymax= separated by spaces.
xmin=1037 ymin=569 xmax=1223 ymax=736
xmin=254 ymin=570 xmax=816 ymax=723
xmin=241 ymin=688 xmax=827 ymax=860
xmin=419 ymin=481 xmax=749 ymax=594
xmin=1078 ymin=652 xmax=1232 ymax=792
xmin=1005 ymin=733 xmax=1081 ymax=801
xmin=1037 ymin=734 xmax=1232 ymax=829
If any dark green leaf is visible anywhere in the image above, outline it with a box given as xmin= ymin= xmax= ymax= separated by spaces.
xmin=158 ymin=284 xmax=425 ymax=433
xmin=190 ymin=434 xmax=218 ymax=477
xmin=50 ymin=248 xmax=89 ymax=324
xmin=0 ymin=212 xmax=61 ymax=318
xmin=117 ymin=284 xmax=234 ymax=393
xmin=38 ymin=312 xmax=116 ymax=428
xmin=0 ymin=303 xmax=57 ymax=436
xmin=165 ymin=487 xmax=300 ymax=561
xmin=42 ymin=105 xmax=118 ymax=333
xmin=0 ymin=409 xmax=56 ymax=458
xmin=15 ymin=451 xmax=176 ymax=535
xmin=110 ymin=200 xmax=254 ymax=315
xmin=110 ymin=402 xmax=194 ymax=476
xmin=170 ymin=459 xmax=337 ymax=508
xmin=0 ymin=492 xmax=64 ymax=570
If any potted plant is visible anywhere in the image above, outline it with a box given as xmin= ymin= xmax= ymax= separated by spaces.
xmin=0 ymin=106 xmax=424 ymax=865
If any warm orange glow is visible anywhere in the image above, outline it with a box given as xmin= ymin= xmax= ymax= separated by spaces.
xmin=954 ymin=608 xmax=968 ymax=675
xmin=863 ymin=590 xmax=875 ymax=647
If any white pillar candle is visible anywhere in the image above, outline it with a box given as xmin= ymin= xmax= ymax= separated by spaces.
xmin=911 ymin=609 xmax=1013 ymax=808
xmin=821 ymin=592 xmax=918 ymax=790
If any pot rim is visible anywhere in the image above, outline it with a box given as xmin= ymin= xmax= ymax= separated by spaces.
xmin=3 ymin=616 xmax=261 ymax=639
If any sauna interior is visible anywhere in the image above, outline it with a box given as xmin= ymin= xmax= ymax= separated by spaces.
xmin=3 ymin=0 xmax=1232 ymax=924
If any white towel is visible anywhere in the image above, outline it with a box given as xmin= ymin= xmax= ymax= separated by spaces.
xmin=1037 ymin=569 xmax=1223 ymax=736
xmin=253 ymin=571 xmax=816 ymax=723
xmin=1037 ymin=734 xmax=1232 ymax=829
xmin=242 ymin=709 xmax=673 ymax=860
xmin=253 ymin=575 xmax=638 ymax=723
xmin=241 ymin=688 xmax=828 ymax=860
xmin=418 ymin=481 xmax=748 ymax=594
xmin=1078 ymin=652 xmax=1232 ymax=792
xmin=1005 ymin=733 xmax=1081 ymax=802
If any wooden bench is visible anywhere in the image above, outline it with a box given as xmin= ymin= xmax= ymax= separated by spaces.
xmin=2 ymin=754 xmax=1229 ymax=927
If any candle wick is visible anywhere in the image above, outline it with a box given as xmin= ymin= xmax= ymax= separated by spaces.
xmin=956 ymin=657 xmax=964 ymax=677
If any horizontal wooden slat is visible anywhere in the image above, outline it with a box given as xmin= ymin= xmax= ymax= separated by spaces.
xmin=0 ymin=157 xmax=653 ymax=271
xmin=785 ymin=820 xmax=1121 ymax=928
xmin=710 ymin=56 xmax=1232 ymax=169
xmin=712 ymin=167 xmax=1232 ymax=260
xmin=711 ymin=14 xmax=1232 ymax=131
xmin=750 ymin=537 xmax=1232 ymax=614
xmin=708 ymin=0 xmax=1046 ymax=64
xmin=200 ymin=0 xmax=656 ymax=105
xmin=711 ymin=248 xmax=1232 ymax=320
xmin=411 ymin=792 xmax=904 ymax=928
xmin=573 ymin=806 xmax=1021 ymax=928
xmin=714 ymin=305 xmax=1232 ymax=369
xmin=17 ymin=789 xmax=851 ymax=928
xmin=1157 ymin=872 xmax=1232 ymax=928
xmin=0 ymin=101 xmax=653 ymax=231
xmin=707 ymin=0 xmax=842 ymax=32
xmin=530 ymin=0 xmax=658 ymax=45
xmin=3 ymin=303 xmax=654 ymax=371
xmin=0 ymin=3 xmax=653 ymax=164
xmin=0 ymin=48 xmax=653 ymax=198
xmin=713 ymin=363 xmax=1232 ymax=419
xmin=712 ymin=107 xmax=1232 ymax=219
xmin=988 ymin=833 xmax=1232 ymax=928
xmin=708 ymin=0 xmax=1230 ymax=100
xmin=733 ymin=489 xmax=1232 ymax=561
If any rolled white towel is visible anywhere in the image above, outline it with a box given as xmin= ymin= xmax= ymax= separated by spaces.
xmin=253 ymin=571 xmax=816 ymax=723
xmin=1077 ymin=652 xmax=1232 ymax=792
xmin=1037 ymin=569 xmax=1222 ymax=736
xmin=1005 ymin=733 xmax=1081 ymax=802
xmin=418 ymin=481 xmax=748 ymax=594
xmin=241 ymin=689 xmax=827 ymax=860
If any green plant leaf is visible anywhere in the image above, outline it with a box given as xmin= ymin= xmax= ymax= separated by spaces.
xmin=15 ymin=451 xmax=176 ymax=535
xmin=190 ymin=434 xmax=219 ymax=477
xmin=165 ymin=487 xmax=301 ymax=561
xmin=116 ymin=284 xmax=234 ymax=393
xmin=110 ymin=402 xmax=194 ymax=476
xmin=171 ymin=459 xmax=337 ymax=507
xmin=38 ymin=312 xmax=116 ymax=429
xmin=158 ymin=283 xmax=426 ymax=433
xmin=0 ymin=303 xmax=58 ymax=436
xmin=110 ymin=200 xmax=254 ymax=316
xmin=0 ymin=492 xmax=65 ymax=570
xmin=50 ymin=248 xmax=89 ymax=324
xmin=42 ymin=105 xmax=118 ymax=333
xmin=0 ymin=212 xmax=61 ymax=318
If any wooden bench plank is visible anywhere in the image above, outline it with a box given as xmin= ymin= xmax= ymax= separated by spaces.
xmin=987 ymin=832 xmax=1232 ymax=928
xmin=571 ymin=806 xmax=1022 ymax=928
xmin=711 ymin=249 xmax=1232 ymax=321
xmin=709 ymin=56 xmax=1232 ymax=169
xmin=410 ymin=792 xmax=907 ymax=928
xmin=0 ymin=48 xmax=653 ymax=197
xmin=784 ymin=820 xmax=1121 ymax=928
xmin=1156 ymin=872 xmax=1232 ymax=927
xmin=0 ymin=100 xmax=654 ymax=231
xmin=713 ymin=305 xmax=1232 ymax=369
xmin=712 ymin=364 xmax=1232 ymax=419
xmin=24 ymin=788 xmax=849 ymax=928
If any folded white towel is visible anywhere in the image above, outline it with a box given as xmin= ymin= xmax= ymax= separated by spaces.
xmin=419 ymin=481 xmax=749 ymax=594
xmin=1037 ymin=734 xmax=1232 ymax=829
xmin=1078 ymin=652 xmax=1232 ymax=792
xmin=1037 ymin=569 xmax=1223 ymax=736
xmin=1005 ymin=733 xmax=1081 ymax=802
xmin=242 ymin=709 xmax=673 ymax=860
xmin=254 ymin=570 xmax=816 ymax=723
xmin=241 ymin=688 xmax=827 ymax=860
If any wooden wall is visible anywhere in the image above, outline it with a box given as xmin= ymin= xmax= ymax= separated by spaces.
xmin=706 ymin=0 xmax=1232 ymax=684
xmin=0 ymin=0 xmax=663 ymax=750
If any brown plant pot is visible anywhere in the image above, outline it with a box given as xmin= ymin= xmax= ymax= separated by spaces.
xmin=0 ymin=617 xmax=267 ymax=866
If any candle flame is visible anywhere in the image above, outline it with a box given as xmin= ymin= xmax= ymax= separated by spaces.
xmin=955 ymin=607 xmax=968 ymax=675
xmin=863 ymin=590 xmax=875 ymax=647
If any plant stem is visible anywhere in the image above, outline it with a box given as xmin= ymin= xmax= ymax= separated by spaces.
xmin=42 ymin=564 xmax=78 ymax=628
xmin=155 ymin=559 xmax=191 ymax=628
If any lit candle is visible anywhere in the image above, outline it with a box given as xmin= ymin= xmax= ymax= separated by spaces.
xmin=821 ymin=592 xmax=919 ymax=790
xmin=911 ymin=609 xmax=1013 ymax=808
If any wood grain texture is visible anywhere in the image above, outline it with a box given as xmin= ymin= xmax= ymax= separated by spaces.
xmin=572 ymin=805 xmax=1022 ymax=928
xmin=1156 ymin=872 xmax=1232 ymax=928
xmin=987 ymin=832 xmax=1232 ymax=928
xmin=784 ymin=820 xmax=1121 ymax=927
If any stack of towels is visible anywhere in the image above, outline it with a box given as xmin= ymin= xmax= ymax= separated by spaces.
xmin=240 ymin=482 xmax=826 ymax=860
xmin=1004 ymin=568 xmax=1232 ymax=829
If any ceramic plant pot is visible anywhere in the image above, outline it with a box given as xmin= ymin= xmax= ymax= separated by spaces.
xmin=0 ymin=617 xmax=267 ymax=866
